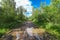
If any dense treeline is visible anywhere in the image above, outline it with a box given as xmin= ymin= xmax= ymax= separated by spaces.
xmin=30 ymin=0 xmax=60 ymax=40
xmin=0 ymin=0 xmax=27 ymax=37
xmin=0 ymin=0 xmax=60 ymax=40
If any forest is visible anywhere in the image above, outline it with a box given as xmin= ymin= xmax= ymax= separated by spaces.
xmin=0 ymin=0 xmax=60 ymax=40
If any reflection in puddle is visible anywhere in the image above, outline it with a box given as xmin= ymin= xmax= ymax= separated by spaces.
xmin=25 ymin=27 xmax=41 ymax=40
xmin=16 ymin=32 xmax=20 ymax=40
xmin=26 ymin=27 xmax=33 ymax=36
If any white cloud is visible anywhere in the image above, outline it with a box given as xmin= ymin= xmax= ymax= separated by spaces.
xmin=15 ymin=0 xmax=31 ymax=8
xmin=0 ymin=0 xmax=1 ymax=2
xmin=0 ymin=0 xmax=32 ymax=17
xmin=0 ymin=0 xmax=1 ymax=7
xmin=15 ymin=0 xmax=32 ymax=17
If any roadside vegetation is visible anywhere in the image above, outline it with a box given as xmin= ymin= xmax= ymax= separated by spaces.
xmin=0 ymin=0 xmax=27 ymax=37
xmin=30 ymin=0 xmax=60 ymax=40
xmin=0 ymin=0 xmax=60 ymax=40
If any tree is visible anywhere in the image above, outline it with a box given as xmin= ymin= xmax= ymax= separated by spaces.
xmin=17 ymin=6 xmax=27 ymax=21
xmin=1 ymin=0 xmax=16 ymax=23
xmin=1 ymin=0 xmax=16 ymax=16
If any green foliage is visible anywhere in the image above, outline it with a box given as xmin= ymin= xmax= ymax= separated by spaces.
xmin=31 ymin=0 xmax=60 ymax=40
xmin=0 ymin=0 xmax=27 ymax=37
xmin=45 ymin=23 xmax=60 ymax=40
xmin=0 ymin=28 xmax=9 ymax=37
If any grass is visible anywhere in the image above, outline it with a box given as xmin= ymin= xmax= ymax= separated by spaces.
xmin=33 ymin=21 xmax=60 ymax=40
xmin=0 ymin=21 xmax=22 ymax=37
xmin=0 ymin=28 xmax=9 ymax=38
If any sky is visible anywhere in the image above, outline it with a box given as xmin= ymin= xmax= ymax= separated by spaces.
xmin=15 ymin=0 xmax=50 ymax=8
xmin=30 ymin=0 xmax=50 ymax=8
xmin=0 ymin=0 xmax=50 ymax=17
xmin=15 ymin=0 xmax=50 ymax=17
